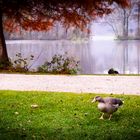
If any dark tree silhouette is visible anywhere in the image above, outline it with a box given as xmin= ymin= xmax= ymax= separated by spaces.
xmin=0 ymin=0 xmax=129 ymax=68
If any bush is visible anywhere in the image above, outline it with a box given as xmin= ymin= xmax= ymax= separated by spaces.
xmin=11 ymin=53 xmax=34 ymax=72
xmin=0 ymin=54 xmax=35 ymax=73
xmin=38 ymin=53 xmax=80 ymax=74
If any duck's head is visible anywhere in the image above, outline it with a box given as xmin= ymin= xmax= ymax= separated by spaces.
xmin=92 ymin=96 xmax=103 ymax=103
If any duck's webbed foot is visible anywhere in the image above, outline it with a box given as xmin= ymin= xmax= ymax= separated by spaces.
xmin=99 ymin=113 xmax=104 ymax=120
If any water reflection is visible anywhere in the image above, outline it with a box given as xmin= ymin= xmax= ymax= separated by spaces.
xmin=6 ymin=40 xmax=140 ymax=74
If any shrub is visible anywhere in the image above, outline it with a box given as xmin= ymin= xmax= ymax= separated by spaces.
xmin=38 ymin=53 xmax=80 ymax=74
xmin=11 ymin=53 xmax=34 ymax=72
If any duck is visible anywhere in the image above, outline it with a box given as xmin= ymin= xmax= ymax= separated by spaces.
xmin=92 ymin=96 xmax=123 ymax=120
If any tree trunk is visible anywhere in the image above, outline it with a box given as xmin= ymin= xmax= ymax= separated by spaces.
xmin=126 ymin=16 xmax=129 ymax=37
xmin=0 ymin=8 xmax=9 ymax=63
xmin=137 ymin=3 xmax=140 ymax=37
xmin=122 ymin=10 xmax=126 ymax=37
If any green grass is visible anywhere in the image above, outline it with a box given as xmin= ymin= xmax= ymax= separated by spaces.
xmin=0 ymin=91 xmax=140 ymax=140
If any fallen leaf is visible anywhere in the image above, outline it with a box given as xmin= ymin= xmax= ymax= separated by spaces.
xmin=31 ymin=104 xmax=39 ymax=108
xmin=15 ymin=112 xmax=19 ymax=115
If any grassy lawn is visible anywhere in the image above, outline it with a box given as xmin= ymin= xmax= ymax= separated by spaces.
xmin=0 ymin=91 xmax=140 ymax=140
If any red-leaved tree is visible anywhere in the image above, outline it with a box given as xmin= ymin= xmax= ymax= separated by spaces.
xmin=0 ymin=0 xmax=129 ymax=68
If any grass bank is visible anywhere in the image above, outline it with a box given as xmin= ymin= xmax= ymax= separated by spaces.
xmin=0 ymin=91 xmax=140 ymax=140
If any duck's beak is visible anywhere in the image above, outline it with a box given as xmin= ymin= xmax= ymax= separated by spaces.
xmin=91 ymin=98 xmax=96 ymax=103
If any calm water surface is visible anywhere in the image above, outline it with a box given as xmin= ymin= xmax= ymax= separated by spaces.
xmin=6 ymin=39 xmax=140 ymax=74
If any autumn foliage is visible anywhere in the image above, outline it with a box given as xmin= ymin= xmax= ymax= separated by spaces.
xmin=1 ymin=0 xmax=129 ymax=32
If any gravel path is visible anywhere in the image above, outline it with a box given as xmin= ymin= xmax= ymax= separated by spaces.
xmin=0 ymin=74 xmax=140 ymax=95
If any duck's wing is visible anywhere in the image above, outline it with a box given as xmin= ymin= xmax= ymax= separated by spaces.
xmin=106 ymin=102 xmax=121 ymax=113
xmin=104 ymin=97 xmax=123 ymax=106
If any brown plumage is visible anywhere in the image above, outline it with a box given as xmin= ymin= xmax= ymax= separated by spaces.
xmin=92 ymin=96 xmax=123 ymax=120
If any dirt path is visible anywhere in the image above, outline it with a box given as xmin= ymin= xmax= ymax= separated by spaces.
xmin=0 ymin=74 xmax=140 ymax=95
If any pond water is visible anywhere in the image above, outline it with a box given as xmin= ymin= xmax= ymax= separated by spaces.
xmin=6 ymin=39 xmax=140 ymax=74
